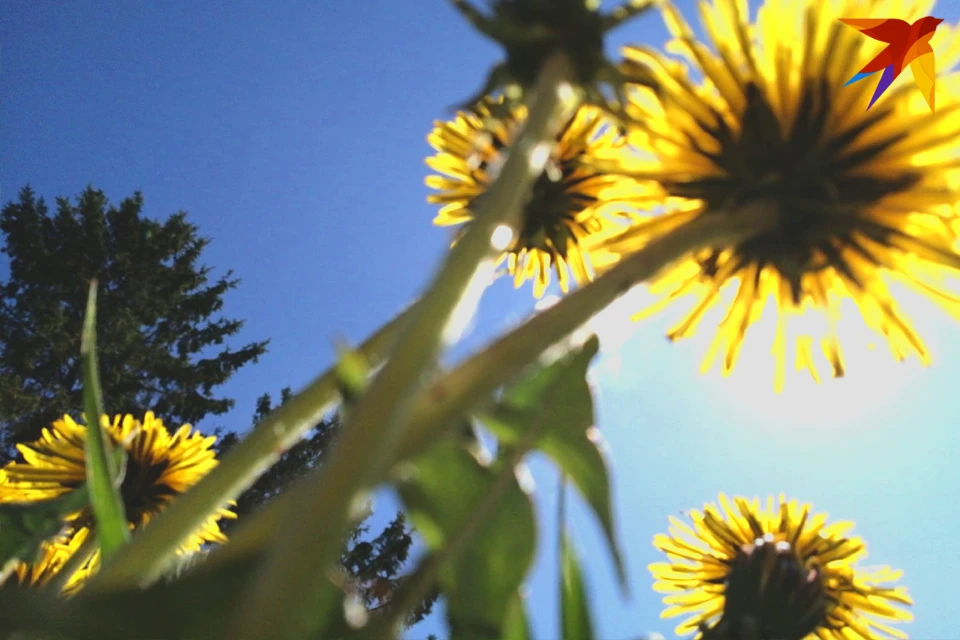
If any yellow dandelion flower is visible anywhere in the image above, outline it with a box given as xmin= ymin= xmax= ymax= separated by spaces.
xmin=12 ymin=527 xmax=96 ymax=594
xmin=594 ymin=0 xmax=960 ymax=390
xmin=651 ymin=494 xmax=912 ymax=639
xmin=0 ymin=412 xmax=235 ymax=592
xmin=425 ymin=99 xmax=642 ymax=298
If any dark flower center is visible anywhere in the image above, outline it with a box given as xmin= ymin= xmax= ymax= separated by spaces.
xmin=662 ymin=80 xmax=921 ymax=301
xmin=471 ymin=113 xmax=601 ymax=261
xmin=521 ymin=156 xmax=600 ymax=258
xmin=119 ymin=453 xmax=173 ymax=525
xmin=704 ymin=535 xmax=828 ymax=640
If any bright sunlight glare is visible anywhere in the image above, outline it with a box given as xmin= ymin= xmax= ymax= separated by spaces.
xmin=490 ymin=224 xmax=515 ymax=251
xmin=689 ymin=282 xmax=930 ymax=432
xmin=534 ymin=286 xmax=647 ymax=374
xmin=442 ymin=257 xmax=498 ymax=345
xmin=602 ymin=276 xmax=945 ymax=434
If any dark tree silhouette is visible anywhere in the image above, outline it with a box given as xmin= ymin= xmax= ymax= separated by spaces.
xmin=0 ymin=185 xmax=268 ymax=460
xmin=217 ymin=389 xmax=439 ymax=631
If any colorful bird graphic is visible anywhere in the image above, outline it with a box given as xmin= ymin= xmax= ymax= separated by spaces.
xmin=840 ymin=16 xmax=943 ymax=112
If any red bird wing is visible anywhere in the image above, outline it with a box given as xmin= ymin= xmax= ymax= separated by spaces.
xmin=840 ymin=18 xmax=912 ymax=75
xmin=839 ymin=17 xmax=911 ymax=43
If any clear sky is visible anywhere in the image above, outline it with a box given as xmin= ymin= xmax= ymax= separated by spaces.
xmin=3 ymin=1 xmax=960 ymax=638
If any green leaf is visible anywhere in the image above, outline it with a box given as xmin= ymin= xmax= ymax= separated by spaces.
xmin=81 ymin=281 xmax=130 ymax=559
xmin=334 ymin=342 xmax=371 ymax=410
xmin=0 ymin=544 xmax=269 ymax=640
xmin=560 ymin=526 xmax=595 ymax=640
xmin=478 ymin=336 xmax=628 ymax=591
xmin=0 ymin=488 xmax=90 ymax=583
xmin=503 ymin=591 xmax=531 ymax=640
xmin=395 ymin=442 xmax=537 ymax=638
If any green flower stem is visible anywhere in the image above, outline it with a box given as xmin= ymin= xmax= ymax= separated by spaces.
xmin=360 ymin=431 xmax=545 ymax=640
xmin=207 ymin=200 xmax=775 ymax=571
xmin=233 ymin=52 xmax=580 ymax=640
xmin=355 ymin=202 xmax=774 ymax=637
xmin=89 ymin=304 xmax=413 ymax=590
xmin=396 ymin=199 xmax=776 ymax=462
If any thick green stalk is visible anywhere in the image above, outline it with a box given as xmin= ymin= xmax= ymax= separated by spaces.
xmin=397 ymin=199 xmax=776 ymax=461
xmin=233 ymin=52 xmax=580 ymax=640
xmin=90 ymin=305 xmax=413 ymax=590
xmin=211 ymin=199 xmax=774 ymax=578
xmin=358 ymin=203 xmax=774 ymax=637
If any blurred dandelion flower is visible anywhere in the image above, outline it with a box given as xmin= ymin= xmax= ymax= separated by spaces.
xmin=650 ymin=494 xmax=912 ymax=639
xmin=593 ymin=0 xmax=960 ymax=390
xmin=0 ymin=412 xmax=234 ymax=592
xmin=426 ymin=99 xmax=642 ymax=297
xmin=11 ymin=527 xmax=95 ymax=593
xmin=450 ymin=0 xmax=657 ymax=119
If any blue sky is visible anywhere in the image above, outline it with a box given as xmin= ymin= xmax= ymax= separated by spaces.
xmin=3 ymin=1 xmax=960 ymax=638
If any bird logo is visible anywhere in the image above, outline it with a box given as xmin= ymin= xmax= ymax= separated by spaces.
xmin=840 ymin=16 xmax=943 ymax=112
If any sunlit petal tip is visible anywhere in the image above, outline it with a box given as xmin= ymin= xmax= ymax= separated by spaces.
xmin=607 ymin=0 xmax=960 ymax=389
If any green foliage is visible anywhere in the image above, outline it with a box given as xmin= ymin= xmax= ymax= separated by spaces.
xmin=0 ymin=543 xmax=263 ymax=640
xmin=377 ymin=339 xmax=608 ymax=639
xmin=503 ymin=592 xmax=531 ymax=640
xmin=0 ymin=488 xmax=90 ymax=585
xmin=560 ymin=519 xmax=595 ymax=640
xmin=215 ymin=388 xmax=329 ymax=520
xmin=215 ymin=390 xmax=438 ymax=631
xmin=479 ymin=335 xmax=627 ymax=589
xmin=80 ymin=282 xmax=130 ymax=559
xmin=451 ymin=0 xmax=657 ymax=120
xmin=0 ymin=41 xmax=669 ymax=639
xmin=334 ymin=345 xmax=371 ymax=412
xmin=0 ymin=186 xmax=268 ymax=460
xmin=0 ymin=254 xmax=613 ymax=640
xmin=397 ymin=441 xmax=537 ymax=638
